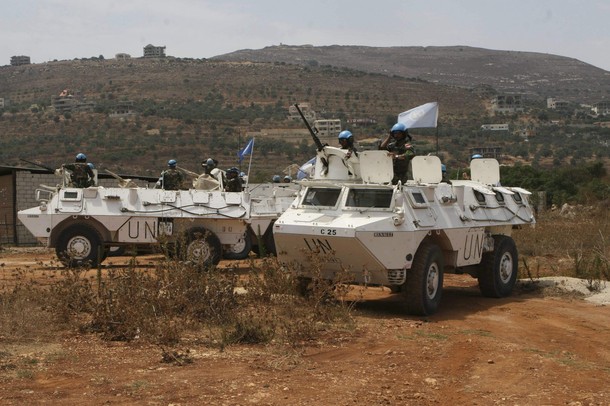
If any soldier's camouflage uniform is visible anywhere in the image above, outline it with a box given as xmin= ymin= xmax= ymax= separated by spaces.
xmin=161 ymin=168 xmax=184 ymax=190
xmin=63 ymin=162 xmax=95 ymax=188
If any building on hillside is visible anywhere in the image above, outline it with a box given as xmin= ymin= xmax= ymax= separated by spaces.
xmin=0 ymin=165 xmax=157 ymax=246
xmin=288 ymin=103 xmax=316 ymax=121
xmin=469 ymin=147 xmax=502 ymax=160
xmin=109 ymin=101 xmax=137 ymax=118
xmin=143 ymin=44 xmax=166 ymax=58
xmin=51 ymin=89 xmax=95 ymax=113
xmin=314 ymin=119 xmax=341 ymax=137
xmin=491 ymin=94 xmax=523 ymax=114
xmin=592 ymin=101 xmax=610 ymax=116
xmin=115 ymin=53 xmax=131 ymax=60
xmin=346 ymin=118 xmax=377 ymax=127
xmin=480 ymin=124 xmax=509 ymax=131
xmin=0 ymin=98 xmax=5 ymax=109
xmin=10 ymin=55 xmax=31 ymax=66
xmin=547 ymin=97 xmax=570 ymax=111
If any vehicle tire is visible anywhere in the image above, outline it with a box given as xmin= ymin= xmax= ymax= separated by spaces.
xmin=389 ymin=285 xmax=402 ymax=293
xmin=223 ymin=231 xmax=253 ymax=260
xmin=477 ymin=235 xmax=518 ymax=298
xmin=183 ymin=227 xmax=222 ymax=267
xmin=402 ymin=243 xmax=444 ymax=316
xmin=55 ymin=224 xmax=104 ymax=267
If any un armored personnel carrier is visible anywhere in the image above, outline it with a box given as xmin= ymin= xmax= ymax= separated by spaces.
xmin=273 ymin=112 xmax=535 ymax=315
xmin=18 ymin=172 xmax=297 ymax=267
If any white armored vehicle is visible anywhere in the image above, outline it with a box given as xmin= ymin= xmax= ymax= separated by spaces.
xmin=18 ymin=172 xmax=297 ymax=267
xmin=273 ymin=117 xmax=535 ymax=315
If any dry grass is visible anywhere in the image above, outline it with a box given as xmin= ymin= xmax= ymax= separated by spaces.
xmin=514 ymin=206 xmax=609 ymax=281
xmin=0 ymin=254 xmax=354 ymax=352
xmin=1 ymin=209 xmax=607 ymax=352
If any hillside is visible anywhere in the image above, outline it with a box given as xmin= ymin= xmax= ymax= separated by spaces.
xmin=0 ymin=58 xmax=485 ymax=178
xmin=214 ymin=45 xmax=610 ymax=103
xmin=0 ymin=49 xmax=608 ymax=183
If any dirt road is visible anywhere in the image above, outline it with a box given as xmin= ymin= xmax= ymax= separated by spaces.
xmin=1 ymin=248 xmax=609 ymax=405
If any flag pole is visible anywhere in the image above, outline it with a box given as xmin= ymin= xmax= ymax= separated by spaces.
xmin=435 ymin=123 xmax=439 ymax=155
xmin=238 ymin=128 xmax=242 ymax=171
xmin=245 ymin=138 xmax=254 ymax=188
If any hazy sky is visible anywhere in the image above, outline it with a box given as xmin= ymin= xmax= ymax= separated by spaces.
xmin=2 ymin=0 xmax=610 ymax=71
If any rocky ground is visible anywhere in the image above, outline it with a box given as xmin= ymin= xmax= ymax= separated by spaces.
xmin=1 ymin=248 xmax=609 ymax=405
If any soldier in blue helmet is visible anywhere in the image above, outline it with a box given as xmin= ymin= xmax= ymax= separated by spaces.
xmin=156 ymin=159 xmax=184 ymax=190
xmin=62 ymin=153 xmax=95 ymax=188
xmin=338 ymin=130 xmax=358 ymax=158
xmin=224 ymin=167 xmax=243 ymax=192
xmin=380 ymin=123 xmax=416 ymax=184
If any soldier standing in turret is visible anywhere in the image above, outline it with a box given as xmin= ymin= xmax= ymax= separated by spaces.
xmin=380 ymin=123 xmax=416 ymax=184
xmin=156 ymin=159 xmax=184 ymax=190
xmin=62 ymin=153 xmax=95 ymax=188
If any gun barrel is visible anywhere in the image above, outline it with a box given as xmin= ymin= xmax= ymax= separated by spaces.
xmin=294 ymin=103 xmax=324 ymax=151
xmin=20 ymin=158 xmax=54 ymax=172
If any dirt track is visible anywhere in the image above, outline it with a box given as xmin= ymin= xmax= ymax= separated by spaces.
xmin=1 ymin=248 xmax=609 ymax=405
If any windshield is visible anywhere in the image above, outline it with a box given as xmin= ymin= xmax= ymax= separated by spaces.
xmin=302 ymin=187 xmax=341 ymax=207
xmin=345 ymin=188 xmax=393 ymax=208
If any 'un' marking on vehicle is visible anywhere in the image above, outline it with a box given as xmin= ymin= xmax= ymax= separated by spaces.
xmin=463 ymin=232 xmax=484 ymax=261
xmin=304 ymin=238 xmax=333 ymax=254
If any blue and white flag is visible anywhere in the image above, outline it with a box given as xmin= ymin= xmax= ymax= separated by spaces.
xmin=397 ymin=102 xmax=439 ymax=129
xmin=297 ymin=156 xmax=316 ymax=180
xmin=238 ymin=138 xmax=254 ymax=163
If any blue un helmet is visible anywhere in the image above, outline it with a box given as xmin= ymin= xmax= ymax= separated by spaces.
xmin=87 ymin=162 xmax=95 ymax=170
xmin=272 ymin=175 xmax=281 ymax=183
xmin=338 ymin=130 xmax=353 ymax=140
xmin=391 ymin=122 xmax=411 ymax=140
xmin=441 ymin=164 xmax=447 ymax=173
xmin=75 ymin=153 xmax=87 ymax=162
xmin=168 ymin=159 xmax=177 ymax=168
xmin=471 ymin=154 xmax=483 ymax=160
xmin=391 ymin=123 xmax=407 ymax=133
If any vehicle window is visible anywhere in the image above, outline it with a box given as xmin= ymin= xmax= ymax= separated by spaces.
xmin=473 ymin=190 xmax=486 ymax=205
xmin=302 ymin=187 xmax=341 ymax=207
xmin=345 ymin=188 xmax=393 ymax=208
xmin=494 ymin=190 xmax=505 ymax=203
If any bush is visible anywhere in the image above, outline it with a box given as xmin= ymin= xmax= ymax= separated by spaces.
xmin=0 ymin=252 xmax=354 ymax=350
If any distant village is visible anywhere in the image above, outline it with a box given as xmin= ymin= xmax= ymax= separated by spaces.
xmin=5 ymin=43 xmax=610 ymax=131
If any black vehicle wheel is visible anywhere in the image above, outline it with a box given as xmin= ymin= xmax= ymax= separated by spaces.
xmin=389 ymin=285 xmax=402 ymax=293
xmin=478 ymin=235 xmax=518 ymax=298
xmin=223 ymin=231 xmax=253 ymax=260
xmin=183 ymin=227 xmax=222 ymax=267
xmin=56 ymin=224 xmax=104 ymax=267
xmin=402 ymin=243 xmax=444 ymax=316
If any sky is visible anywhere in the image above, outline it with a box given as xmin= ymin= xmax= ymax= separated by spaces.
xmin=2 ymin=0 xmax=610 ymax=71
